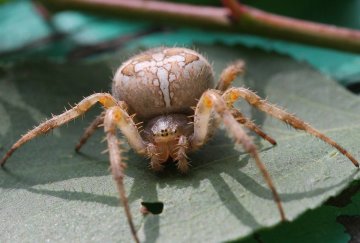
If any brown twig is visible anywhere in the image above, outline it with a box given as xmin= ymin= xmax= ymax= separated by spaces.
xmin=37 ymin=0 xmax=231 ymax=29
xmin=37 ymin=0 xmax=360 ymax=53
xmin=223 ymin=0 xmax=360 ymax=53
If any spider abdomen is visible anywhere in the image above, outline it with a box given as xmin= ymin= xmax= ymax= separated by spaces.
xmin=112 ymin=47 xmax=215 ymax=119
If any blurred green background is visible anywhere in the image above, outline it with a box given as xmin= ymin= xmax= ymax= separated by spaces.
xmin=1 ymin=0 xmax=360 ymax=87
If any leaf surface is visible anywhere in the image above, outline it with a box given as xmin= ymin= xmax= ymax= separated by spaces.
xmin=0 ymin=44 xmax=359 ymax=242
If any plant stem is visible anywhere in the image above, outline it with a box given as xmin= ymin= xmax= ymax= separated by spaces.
xmin=37 ymin=0 xmax=231 ymax=29
xmin=223 ymin=0 xmax=360 ymax=53
xmin=37 ymin=0 xmax=360 ymax=53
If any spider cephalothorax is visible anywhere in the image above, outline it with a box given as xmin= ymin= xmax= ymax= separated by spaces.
xmin=1 ymin=47 xmax=358 ymax=243
xmin=144 ymin=114 xmax=192 ymax=142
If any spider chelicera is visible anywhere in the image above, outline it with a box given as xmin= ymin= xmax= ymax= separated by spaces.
xmin=1 ymin=47 xmax=358 ymax=242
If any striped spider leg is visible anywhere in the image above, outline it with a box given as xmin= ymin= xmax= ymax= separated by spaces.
xmin=0 ymin=93 xmax=147 ymax=243
xmin=190 ymin=90 xmax=286 ymax=220
xmin=223 ymin=87 xmax=359 ymax=168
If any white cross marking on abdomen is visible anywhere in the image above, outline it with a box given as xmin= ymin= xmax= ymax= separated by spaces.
xmin=157 ymin=67 xmax=171 ymax=107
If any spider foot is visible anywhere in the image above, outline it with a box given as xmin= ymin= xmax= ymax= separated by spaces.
xmin=177 ymin=158 xmax=190 ymax=174
xmin=150 ymin=159 xmax=164 ymax=172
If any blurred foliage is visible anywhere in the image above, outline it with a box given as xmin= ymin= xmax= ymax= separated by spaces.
xmin=0 ymin=0 xmax=360 ymax=85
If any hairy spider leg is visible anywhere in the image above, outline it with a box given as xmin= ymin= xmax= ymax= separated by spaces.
xmin=75 ymin=111 xmax=105 ymax=152
xmin=146 ymin=143 xmax=164 ymax=172
xmin=103 ymin=101 xmax=147 ymax=155
xmin=230 ymin=108 xmax=277 ymax=145
xmin=216 ymin=60 xmax=246 ymax=92
xmin=223 ymin=87 xmax=359 ymax=167
xmin=216 ymin=61 xmax=276 ymax=145
xmin=1 ymin=93 xmax=147 ymax=242
xmin=0 ymin=93 xmax=117 ymax=166
xmin=104 ymin=106 xmax=141 ymax=243
xmin=190 ymin=90 xmax=286 ymax=221
xmin=175 ymin=135 xmax=190 ymax=173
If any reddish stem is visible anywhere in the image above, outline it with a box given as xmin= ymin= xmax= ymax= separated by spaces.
xmin=37 ymin=0 xmax=360 ymax=53
xmin=223 ymin=0 xmax=360 ymax=53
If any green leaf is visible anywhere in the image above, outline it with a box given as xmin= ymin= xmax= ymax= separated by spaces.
xmin=0 ymin=44 xmax=359 ymax=242
xmin=240 ymin=181 xmax=360 ymax=243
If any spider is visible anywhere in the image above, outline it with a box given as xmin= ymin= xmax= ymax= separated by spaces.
xmin=1 ymin=47 xmax=358 ymax=243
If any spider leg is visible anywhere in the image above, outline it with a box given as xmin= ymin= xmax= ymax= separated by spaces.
xmin=218 ymin=61 xmax=275 ymax=145
xmin=1 ymin=93 xmax=118 ymax=166
xmin=103 ymin=103 xmax=146 ymax=155
xmin=75 ymin=111 xmax=105 ymax=152
xmin=190 ymin=90 xmax=286 ymax=221
xmin=104 ymin=107 xmax=139 ymax=243
xmin=223 ymin=87 xmax=359 ymax=167
xmin=174 ymin=135 xmax=190 ymax=173
xmin=150 ymin=158 xmax=164 ymax=172
xmin=146 ymin=143 xmax=165 ymax=172
xmin=230 ymin=108 xmax=277 ymax=145
xmin=216 ymin=60 xmax=245 ymax=92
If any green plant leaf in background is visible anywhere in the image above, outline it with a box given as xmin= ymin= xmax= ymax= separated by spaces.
xmin=0 ymin=44 xmax=359 ymax=242
xmin=1 ymin=1 xmax=360 ymax=86
xmin=239 ymin=182 xmax=360 ymax=243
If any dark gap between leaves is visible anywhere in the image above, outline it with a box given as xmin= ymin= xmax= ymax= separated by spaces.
xmin=347 ymin=82 xmax=360 ymax=94
xmin=141 ymin=202 xmax=164 ymax=215
xmin=337 ymin=215 xmax=360 ymax=243
xmin=325 ymin=180 xmax=360 ymax=208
